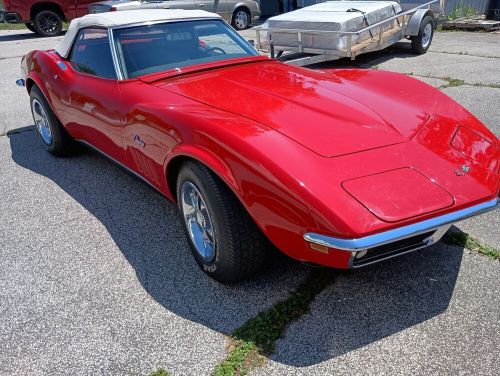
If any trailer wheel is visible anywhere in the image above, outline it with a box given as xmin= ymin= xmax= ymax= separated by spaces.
xmin=411 ymin=16 xmax=434 ymax=54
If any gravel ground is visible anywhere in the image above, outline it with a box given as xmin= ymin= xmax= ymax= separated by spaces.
xmin=0 ymin=29 xmax=499 ymax=376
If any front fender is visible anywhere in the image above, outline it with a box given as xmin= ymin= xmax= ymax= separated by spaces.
xmin=161 ymin=118 xmax=355 ymax=268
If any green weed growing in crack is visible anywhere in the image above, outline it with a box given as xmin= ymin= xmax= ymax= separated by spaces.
xmin=212 ymin=269 xmax=335 ymax=376
xmin=150 ymin=369 xmax=169 ymax=376
xmin=442 ymin=230 xmax=499 ymax=260
xmin=439 ymin=77 xmax=466 ymax=89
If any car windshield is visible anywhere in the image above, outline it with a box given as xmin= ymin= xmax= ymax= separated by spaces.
xmin=112 ymin=19 xmax=259 ymax=78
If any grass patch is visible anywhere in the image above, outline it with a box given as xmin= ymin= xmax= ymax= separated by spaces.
xmin=212 ymin=269 xmax=335 ymax=376
xmin=442 ymin=230 xmax=500 ymax=260
xmin=0 ymin=22 xmax=69 ymax=31
xmin=436 ymin=75 xmax=500 ymax=90
xmin=0 ymin=22 xmax=27 ymax=30
xmin=438 ymin=77 xmax=466 ymax=89
xmin=150 ymin=368 xmax=169 ymax=376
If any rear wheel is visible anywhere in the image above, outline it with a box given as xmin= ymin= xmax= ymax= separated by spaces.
xmin=177 ymin=161 xmax=267 ymax=283
xmin=32 ymin=10 xmax=63 ymax=37
xmin=25 ymin=23 xmax=36 ymax=33
xmin=411 ymin=16 xmax=434 ymax=54
xmin=232 ymin=7 xmax=251 ymax=30
xmin=30 ymin=86 xmax=73 ymax=156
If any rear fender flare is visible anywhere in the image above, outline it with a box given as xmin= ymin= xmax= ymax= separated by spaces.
xmin=26 ymin=72 xmax=55 ymax=110
xmin=405 ymin=9 xmax=434 ymax=37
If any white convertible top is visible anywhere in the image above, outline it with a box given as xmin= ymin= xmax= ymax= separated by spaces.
xmin=55 ymin=9 xmax=221 ymax=58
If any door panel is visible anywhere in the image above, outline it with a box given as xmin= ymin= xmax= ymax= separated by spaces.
xmin=61 ymin=28 xmax=126 ymax=163
xmin=119 ymin=82 xmax=179 ymax=192
xmin=194 ymin=1 xmax=230 ymax=18
xmin=159 ymin=0 xmax=198 ymax=10
xmin=64 ymin=74 xmax=126 ymax=163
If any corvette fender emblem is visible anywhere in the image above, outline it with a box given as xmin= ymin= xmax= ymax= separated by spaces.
xmin=454 ymin=165 xmax=471 ymax=176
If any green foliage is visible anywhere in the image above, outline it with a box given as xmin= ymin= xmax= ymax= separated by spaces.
xmin=0 ymin=23 xmax=27 ymax=30
xmin=0 ymin=22 xmax=69 ymax=31
xmin=150 ymin=368 xmax=169 ymax=376
xmin=446 ymin=1 xmax=478 ymax=20
xmin=438 ymin=76 xmax=466 ymax=89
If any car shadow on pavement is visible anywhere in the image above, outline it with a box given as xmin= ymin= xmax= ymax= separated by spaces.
xmin=8 ymin=126 xmax=464 ymax=367
xmin=351 ymin=41 xmax=417 ymax=68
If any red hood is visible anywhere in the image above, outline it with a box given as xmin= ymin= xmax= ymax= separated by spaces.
xmin=155 ymin=61 xmax=430 ymax=157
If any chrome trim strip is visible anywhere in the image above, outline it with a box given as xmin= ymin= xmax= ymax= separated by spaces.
xmin=304 ymin=198 xmax=499 ymax=252
xmin=77 ymin=140 xmax=164 ymax=196
xmin=107 ymin=17 xmax=222 ymax=31
xmin=108 ymin=28 xmax=123 ymax=80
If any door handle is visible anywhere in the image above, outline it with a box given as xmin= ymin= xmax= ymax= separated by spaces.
xmin=133 ymin=135 xmax=146 ymax=148
xmin=199 ymin=3 xmax=205 ymax=7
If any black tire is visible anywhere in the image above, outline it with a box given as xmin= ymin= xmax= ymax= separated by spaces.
xmin=231 ymin=7 xmax=251 ymax=30
xmin=25 ymin=23 xmax=36 ymax=33
xmin=30 ymin=85 xmax=73 ymax=156
xmin=32 ymin=10 xmax=63 ymax=37
xmin=176 ymin=161 xmax=267 ymax=283
xmin=411 ymin=15 xmax=435 ymax=54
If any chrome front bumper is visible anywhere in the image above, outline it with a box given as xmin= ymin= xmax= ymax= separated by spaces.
xmin=304 ymin=198 xmax=499 ymax=266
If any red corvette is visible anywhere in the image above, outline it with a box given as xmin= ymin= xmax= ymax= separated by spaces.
xmin=19 ymin=10 xmax=499 ymax=282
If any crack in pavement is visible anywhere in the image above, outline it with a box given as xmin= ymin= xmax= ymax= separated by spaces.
xmin=0 ymin=55 xmax=24 ymax=61
xmin=431 ymin=50 xmax=500 ymax=59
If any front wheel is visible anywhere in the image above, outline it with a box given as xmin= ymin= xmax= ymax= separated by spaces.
xmin=32 ymin=10 xmax=63 ymax=37
xmin=411 ymin=16 xmax=434 ymax=54
xmin=232 ymin=8 xmax=251 ymax=30
xmin=177 ymin=161 xmax=267 ymax=283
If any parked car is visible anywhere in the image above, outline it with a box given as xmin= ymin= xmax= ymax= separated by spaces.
xmin=17 ymin=10 xmax=499 ymax=282
xmin=0 ymin=0 xmax=102 ymax=37
xmin=88 ymin=0 xmax=261 ymax=29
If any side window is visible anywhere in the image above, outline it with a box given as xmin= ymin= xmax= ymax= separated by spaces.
xmin=69 ymin=28 xmax=117 ymax=79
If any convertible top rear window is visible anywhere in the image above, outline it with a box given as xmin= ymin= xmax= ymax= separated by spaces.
xmin=112 ymin=20 xmax=259 ymax=79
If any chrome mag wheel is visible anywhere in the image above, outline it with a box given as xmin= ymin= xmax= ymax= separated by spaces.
xmin=32 ymin=98 xmax=53 ymax=145
xmin=181 ymin=181 xmax=216 ymax=262
xmin=234 ymin=10 xmax=249 ymax=30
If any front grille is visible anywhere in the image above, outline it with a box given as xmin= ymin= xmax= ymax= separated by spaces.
xmin=353 ymin=230 xmax=436 ymax=267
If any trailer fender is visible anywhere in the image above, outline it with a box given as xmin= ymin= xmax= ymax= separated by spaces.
xmin=405 ymin=9 xmax=434 ymax=36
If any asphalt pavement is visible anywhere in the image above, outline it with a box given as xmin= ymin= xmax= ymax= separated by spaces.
xmin=0 ymin=29 xmax=499 ymax=375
